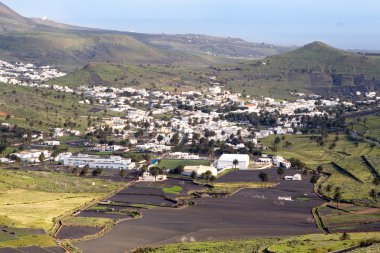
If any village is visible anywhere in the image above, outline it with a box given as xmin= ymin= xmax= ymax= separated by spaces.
xmin=0 ymin=60 xmax=378 ymax=184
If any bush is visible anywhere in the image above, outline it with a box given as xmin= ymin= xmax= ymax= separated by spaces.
xmin=359 ymin=238 xmax=380 ymax=247
xmin=340 ymin=232 xmax=350 ymax=240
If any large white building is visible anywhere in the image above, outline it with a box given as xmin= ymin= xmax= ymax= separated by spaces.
xmin=182 ymin=165 xmax=218 ymax=177
xmin=217 ymin=154 xmax=250 ymax=170
xmin=63 ymin=154 xmax=135 ymax=170
xmin=12 ymin=150 xmax=51 ymax=163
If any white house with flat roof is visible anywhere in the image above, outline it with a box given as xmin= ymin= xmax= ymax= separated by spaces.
xmin=217 ymin=154 xmax=250 ymax=170
xmin=63 ymin=154 xmax=135 ymax=170
xmin=182 ymin=165 xmax=218 ymax=177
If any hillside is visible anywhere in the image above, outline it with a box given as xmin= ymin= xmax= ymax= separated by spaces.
xmin=48 ymin=62 xmax=212 ymax=91
xmin=215 ymin=41 xmax=380 ymax=98
xmin=0 ymin=2 xmax=293 ymax=71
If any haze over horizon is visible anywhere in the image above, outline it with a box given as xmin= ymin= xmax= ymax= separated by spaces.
xmin=2 ymin=0 xmax=380 ymax=50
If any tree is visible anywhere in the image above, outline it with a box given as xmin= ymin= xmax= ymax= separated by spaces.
xmin=157 ymin=135 xmax=164 ymax=144
xmin=39 ymin=152 xmax=45 ymax=164
xmin=119 ymin=169 xmax=127 ymax=179
xmin=274 ymin=136 xmax=281 ymax=150
xmin=340 ymin=232 xmax=350 ymax=240
xmin=149 ymin=166 xmax=162 ymax=181
xmin=205 ymin=170 xmax=212 ymax=183
xmin=310 ymin=174 xmax=320 ymax=184
xmin=92 ymin=168 xmax=102 ymax=177
xmin=258 ymin=171 xmax=269 ymax=187
xmin=209 ymin=175 xmax=216 ymax=186
xmin=334 ymin=191 xmax=342 ymax=208
xmin=80 ymin=165 xmax=89 ymax=177
xmin=370 ymin=189 xmax=377 ymax=201
xmin=316 ymin=165 xmax=324 ymax=174
xmin=277 ymin=167 xmax=285 ymax=178
xmin=232 ymin=159 xmax=239 ymax=169
xmin=281 ymin=135 xmax=286 ymax=148
xmin=190 ymin=171 xmax=197 ymax=180
xmin=71 ymin=167 xmax=78 ymax=175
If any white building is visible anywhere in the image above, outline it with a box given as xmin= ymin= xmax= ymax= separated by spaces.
xmin=63 ymin=154 xmax=135 ymax=170
xmin=217 ymin=154 xmax=250 ymax=170
xmin=138 ymin=172 xmax=167 ymax=182
xmin=12 ymin=150 xmax=51 ymax=163
xmin=285 ymin=174 xmax=302 ymax=181
xmin=182 ymin=165 xmax=217 ymax=177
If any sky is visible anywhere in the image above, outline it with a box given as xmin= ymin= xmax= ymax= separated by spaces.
xmin=2 ymin=0 xmax=380 ymax=50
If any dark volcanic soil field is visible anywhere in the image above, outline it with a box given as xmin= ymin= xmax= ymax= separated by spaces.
xmin=77 ymin=169 xmax=325 ymax=253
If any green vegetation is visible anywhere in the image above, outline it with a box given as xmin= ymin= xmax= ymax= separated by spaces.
xmin=218 ymin=42 xmax=380 ymax=98
xmin=268 ymin=232 xmax=380 ymax=253
xmin=0 ymin=234 xmax=56 ymax=248
xmin=139 ymin=238 xmax=280 ymax=253
xmin=158 ymin=159 xmax=210 ymax=170
xmin=318 ymin=204 xmax=380 ymax=232
xmin=348 ymin=115 xmax=380 ymax=142
xmin=60 ymin=216 xmax=113 ymax=228
xmin=0 ymin=168 xmax=122 ymax=247
xmin=262 ymin=134 xmax=380 ymax=206
xmin=0 ymin=82 xmax=111 ymax=132
xmin=162 ymin=186 xmax=183 ymax=195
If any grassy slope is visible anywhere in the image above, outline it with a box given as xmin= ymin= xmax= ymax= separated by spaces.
xmin=348 ymin=114 xmax=380 ymax=142
xmin=217 ymin=42 xmax=380 ymax=98
xmin=146 ymin=238 xmax=280 ymax=253
xmin=0 ymin=169 xmax=122 ymax=231
xmin=49 ymin=62 xmax=214 ymax=92
xmin=0 ymin=82 xmax=117 ymax=132
xmin=268 ymin=232 xmax=380 ymax=253
xmin=262 ymin=134 xmax=380 ymax=205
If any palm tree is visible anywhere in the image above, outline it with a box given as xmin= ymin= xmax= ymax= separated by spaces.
xmin=277 ymin=167 xmax=284 ymax=179
xmin=316 ymin=165 xmax=324 ymax=174
xmin=274 ymin=136 xmax=281 ymax=151
xmin=258 ymin=172 xmax=269 ymax=187
xmin=281 ymin=135 xmax=286 ymax=148
xmin=232 ymin=159 xmax=239 ymax=169
xmin=334 ymin=191 xmax=342 ymax=208
xmin=370 ymin=189 xmax=377 ymax=201
xmin=39 ymin=152 xmax=45 ymax=165
xmin=80 ymin=165 xmax=89 ymax=177
xmin=149 ymin=166 xmax=162 ymax=181
xmin=205 ymin=170 xmax=212 ymax=183
xmin=119 ymin=169 xmax=127 ymax=180
xmin=190 ymin=171 xmax=197 ymax=180
xmin=209 ymin=175 xmax=216 ymax=186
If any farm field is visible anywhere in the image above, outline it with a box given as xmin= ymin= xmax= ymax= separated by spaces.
xmin=76 ymin=169 xmax=325 ymax=253
xmin=0 ymin=168 xmax=123 ymax=247
xmin=318 ymin=204 xmax=380 ymax=233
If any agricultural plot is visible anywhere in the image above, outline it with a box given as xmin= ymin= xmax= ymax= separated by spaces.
xmin=0 ymin=168 xmax=122 ymax=247
xmin=77 ymin=169 xmax=325 ymax=253
xmin=318 ymin=204 xmax=380 ymax=233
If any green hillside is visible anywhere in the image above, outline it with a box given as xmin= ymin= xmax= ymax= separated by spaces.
xmin=0 ymin=2 xmax=295 ymax=71
xmin=49 ymin=62 xmax=213 ymax=91
xmin=0 ymin=82 xmax=113 ymax=132
xmin=216 ymin=42 xmax=380 ymax=98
